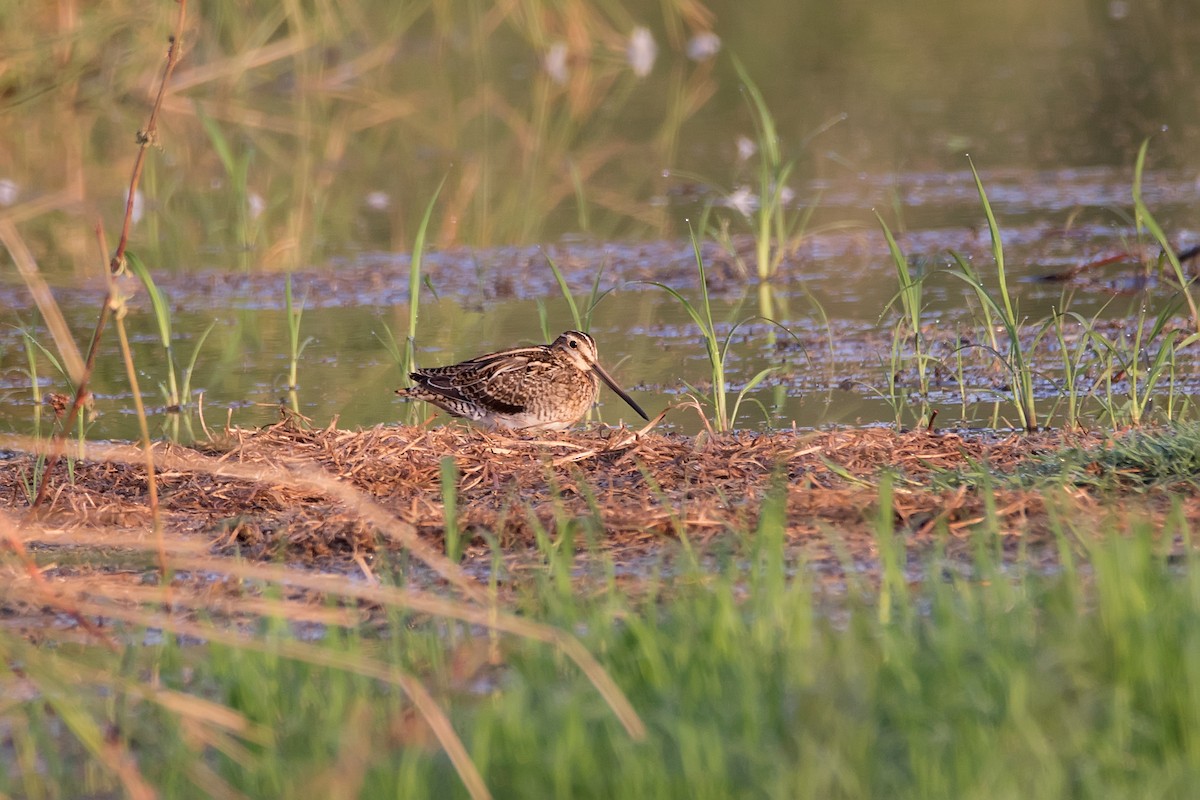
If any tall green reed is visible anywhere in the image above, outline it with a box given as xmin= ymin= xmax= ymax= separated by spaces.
xmin=877 ymin=211 xmax=936 ymax=426
xmin=283 ymin=273 xmax=313 ymax=415
xmin=406 ymin=180 xmax=446 ymax=371
xmin=18 ymin=327 xmax=79 ymax=441
xmin=736 ymin=56 xmax=798 ymax=281
xmin=393 ymin=180 xmax=445 ymax=424
xmin=946 ymin=158 xmax=1040 ymax=432
xmin=682 ymin=59 xmax=817 ymax=284
xmin=1133 ymin=138 xmax=1200 ymax=337
xmin=20 ymin=331 xmax=45 ymax=440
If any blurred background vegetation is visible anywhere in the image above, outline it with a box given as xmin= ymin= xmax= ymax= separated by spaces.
xmin=3 ymin=0 xmax=1199 ymax=274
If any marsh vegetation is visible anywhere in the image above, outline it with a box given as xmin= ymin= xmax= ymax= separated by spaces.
xmin=4 ymin=0 xmax=1200 ymax=796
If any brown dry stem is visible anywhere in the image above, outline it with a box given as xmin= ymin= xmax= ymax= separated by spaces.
xmin=31 ymin=0 xmax=189 ymax=510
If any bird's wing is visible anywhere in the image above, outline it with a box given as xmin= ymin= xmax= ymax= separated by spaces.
xmin=411 ymin=347 xmax=547 ymax=412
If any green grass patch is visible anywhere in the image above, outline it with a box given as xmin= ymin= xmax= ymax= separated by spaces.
xmin=7 ymin=506 xmax=1200 ymax=798
xmin=1020 ymin=423 xmax=1200 ymax=490
xmin=931 ymin=423 xmax=1200 ymax=493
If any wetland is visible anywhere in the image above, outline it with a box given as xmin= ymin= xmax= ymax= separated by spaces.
xmin=4 ymin=0 xmax=1200 ymax=797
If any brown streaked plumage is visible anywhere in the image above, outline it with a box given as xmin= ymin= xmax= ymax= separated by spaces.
xmin=396 ymin=330 xmax=649 ymax=431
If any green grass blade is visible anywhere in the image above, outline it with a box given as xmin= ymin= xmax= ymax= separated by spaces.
xmin=125 ymin=253 xmax=172 ymax=350
xmin=285 ymin=273 xmax=304 ymax=399
xmin=545 ymin=252 xmax=582 ymax=331
xmin=876 ymin=210 xmax=920 ymax=331
xmin=1132 ymin=138 xmax=1200 ymax=332
xmin=180 ymin=319 xmax=217 ymax=403
xmin=968 ymin=156 xmax=1017 ymax=329
xmin=728 ymin=365 xmax=779 ymax=427
xmin=196 ymin=103 xmax=238 ymax=178
xmin=126 ymin=251 xmax=179 ymax=407
xmin=732 ymin=56 xmax=779 ymax=167
xmin=408 ymin=176 xmax=448 ymax=370
xmin=440 ymin=456 xmax=461 ymax=562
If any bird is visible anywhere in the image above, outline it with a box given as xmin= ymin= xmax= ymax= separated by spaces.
xmin=396 ymin=330 xmax=650 ymax=431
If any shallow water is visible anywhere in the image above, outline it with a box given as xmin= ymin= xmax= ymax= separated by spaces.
xmin=2 ymin=0 xmax=1199 ymax=439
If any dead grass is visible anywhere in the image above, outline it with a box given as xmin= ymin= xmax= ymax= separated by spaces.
xmin=5 ymin=419 xmax=1191 ymax=574
xmin=4 ymin=417 xmax=1200 ymax=653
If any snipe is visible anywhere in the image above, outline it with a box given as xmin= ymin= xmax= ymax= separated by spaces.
xmin=398 ymin=331 xmax=652 ymax=431
xmin=396 ymin=330 xmax=649 ymax=431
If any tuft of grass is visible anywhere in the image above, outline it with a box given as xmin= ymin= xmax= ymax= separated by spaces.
xmin=1046 ymin=305 xmax=1102 ymax=430
xmin=524 ymin=471 xmax=597 ymax=605
xmin=1026 ymin=423 xmax=1200 ymax=490
xmin=1088 ymin=302 xmax=1181 ymax=428
xmin=725 ymin=57 xmax=829 ymax=281
xmin=13 ymin=328 xmax=91 ymax=499
xmin=945 ymin=158 xmax=1041 ymax=432
xmin=876 ymin=212 xmax=936 ymax=426
xmin=542 ymin=251 xmax=610 ymax=337
xmin=125 ymin=253 xmax=216 ymax=441
xmin=18 ymin=328 xmax=68 ymax=438
xmin=16 ymin=332 xmax=50 ymax=503
xmin=939 ymin=423 xmax=1200 ymax=492
xmin=535 ymin=252 xmax=610 ymax=349
xmin=646 ymin=226 xmax=784 ymax=431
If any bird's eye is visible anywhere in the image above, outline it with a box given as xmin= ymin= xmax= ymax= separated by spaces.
xmin=569 ymin=339 xmax=578 ymax=348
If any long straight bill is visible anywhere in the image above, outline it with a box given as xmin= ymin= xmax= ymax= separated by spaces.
xmin=591 ymin=364 xmax=649 ymax=421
